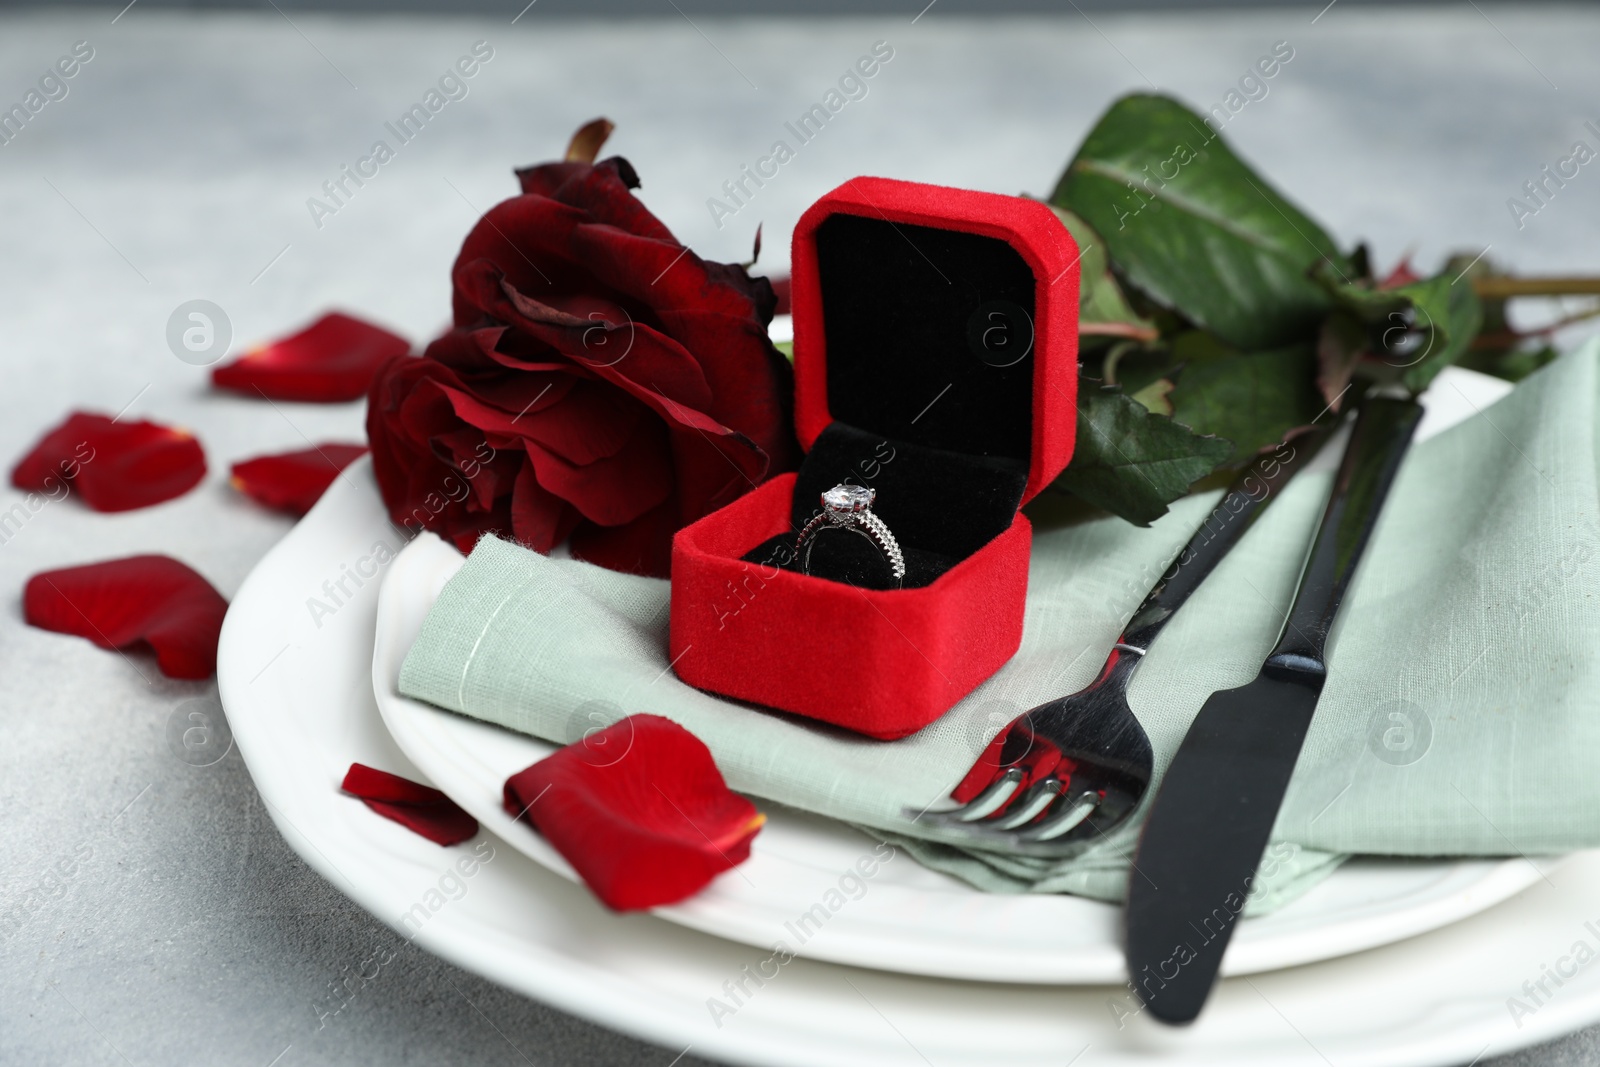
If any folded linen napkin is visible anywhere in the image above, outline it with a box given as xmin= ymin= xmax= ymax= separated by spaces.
xmin=399 ymin=343 xmax=1600 ymax=913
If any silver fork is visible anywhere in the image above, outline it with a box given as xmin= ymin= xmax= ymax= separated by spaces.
xmin=915 ymin=422 xmax=1335 ymax=856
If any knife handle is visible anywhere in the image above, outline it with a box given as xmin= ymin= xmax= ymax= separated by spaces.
xmin=1266 ymin=396 xmax=1423 ymax=676
xmin=1120 ymin=425 xmax=1332 ymax=652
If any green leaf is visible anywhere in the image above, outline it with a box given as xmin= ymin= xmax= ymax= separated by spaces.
xmin=1391 ymin=274 xmax=1484 ymax=392
xmin=1050 ymin=93 xmax=1351 ymax=351
xmin=1102 ymin=340 xmax=1178 ymax=395
xmin=1434 ymin=251 xmax=1555 ymax=383
xmin=1055 ymin=384 xmax=1234 ymax=526
xmin=1166 ymin=331 xmax=1322 ymax=463
xmin=1129 ymin=376 xmax=1175 ymax=415
xmin=1313 ymin=266 xmax=1484 ymax=393
xmin=1046 ymin=204 xmax=1154 ymax=334
xmin=1443 ymin=250 xmax=1511 ymax=374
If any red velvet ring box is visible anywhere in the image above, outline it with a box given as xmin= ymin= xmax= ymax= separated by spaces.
xmin=669 ymin=176 xmax=1080 ymax=740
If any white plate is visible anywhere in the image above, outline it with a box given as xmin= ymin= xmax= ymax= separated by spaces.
xmin=370 ymin=363 xmax=1539 ymax=984
xmin=375 ymin=532 xmax=1544 ymax=984
xmin=220 ymin=451 xmax=1600 ymax=1066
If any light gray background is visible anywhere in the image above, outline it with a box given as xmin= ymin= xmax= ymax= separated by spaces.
xmin=1 ymin=4 xmax=1597 ymax=1065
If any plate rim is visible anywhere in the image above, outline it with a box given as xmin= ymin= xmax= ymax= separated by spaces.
xmin=218 ymin=454 xmax=1600 ymax=1067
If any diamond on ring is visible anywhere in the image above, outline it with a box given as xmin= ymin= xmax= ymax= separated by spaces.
xmin=796 ymin=483 xmax=906 ymax=585
xmin=822 ymin=483 xmax=875 ymax=515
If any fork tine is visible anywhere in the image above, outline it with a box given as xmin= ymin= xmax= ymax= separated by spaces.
xmin=912 ymin=433 xmax=1333 ymax=857
xmin=941 ymin=766 xmax=1025 ymax=822
xmin=987 ymin=777 xmax=1065 ymax=830
xmin=1017 ymin=790 xmax=1100 ymax=842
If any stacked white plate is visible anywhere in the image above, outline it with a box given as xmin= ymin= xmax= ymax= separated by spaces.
xmin=218 ymin=364 xmax=1600 ymax=1066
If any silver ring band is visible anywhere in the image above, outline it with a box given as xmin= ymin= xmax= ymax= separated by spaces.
xmin=795 ymin=484 xmax=906 ymax=585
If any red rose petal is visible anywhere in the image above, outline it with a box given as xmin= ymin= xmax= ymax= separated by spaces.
xmin=366 ymin=356 xmax=526 ymax=552
xmin=515 ymin=156 xmax=672 ymax=243
xmin=768 ymin=275 xmax=791 ymax=316
xmin=503 ymin=714 xmax=763 ymax=911
xmin=561 ymin=224 xmax=795 ymax=469
xmin=514 ymin=159 xmax=592 ymax=199
xmin=437 ymin=380 xmax=671 ymax=528
xmin=436 ymin=376 xmax=641 ymax=469
xmin=568 ymin=499 xmax=678 ymax=578
xmin=452 ymin=196 xmax=592 ymax=322
xmin=12 ymin=412 xmax=206 ymax=513
xmin=230 ymin=443 xmax=368 ymax=516
xmin=212 ymin=312 xmax=410 ymax=402
xmin=508 ymin=462 xmax=580 ymax=554
xmin=521 ymin=419 xmax=673 ymax=528
xmin=341 ymin=763 xmax=479 ymax=846
xmin=547 ymin=158 xmax=676 ymax=244
xmin=364 ymin=140 xmax=799 ymax=579
xmin=23 ymin=555 xmax=227 ymax=679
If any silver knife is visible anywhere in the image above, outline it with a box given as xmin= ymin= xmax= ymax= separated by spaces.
xmin=1124 ymin=394 xmax=1424 ymax=1024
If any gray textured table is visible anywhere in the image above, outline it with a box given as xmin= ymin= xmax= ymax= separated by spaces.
xmin=1 ymin=5 xmax=1596 ymax=1064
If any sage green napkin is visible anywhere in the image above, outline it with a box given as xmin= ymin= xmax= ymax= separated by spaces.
xmin=399 ymin=343 xmax=1600 ymax=914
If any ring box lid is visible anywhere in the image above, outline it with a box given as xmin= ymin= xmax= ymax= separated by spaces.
xmin=789 ymin=176 xmax=1081 ymax=505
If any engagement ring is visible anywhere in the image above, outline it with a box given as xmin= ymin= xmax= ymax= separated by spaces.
xmin=795 ymin=484 xmax=906 ymax=585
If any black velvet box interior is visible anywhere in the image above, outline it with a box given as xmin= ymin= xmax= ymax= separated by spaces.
xmin=742 ymin=212 xmax=1040 ymax=590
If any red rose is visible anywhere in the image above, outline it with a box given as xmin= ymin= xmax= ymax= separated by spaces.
xmin=366 ymin=122 xmax=796 ymax=576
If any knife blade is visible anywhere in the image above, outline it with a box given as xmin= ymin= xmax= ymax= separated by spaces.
xmin=1124 ymin=394 xmax=1424 ymax=1025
